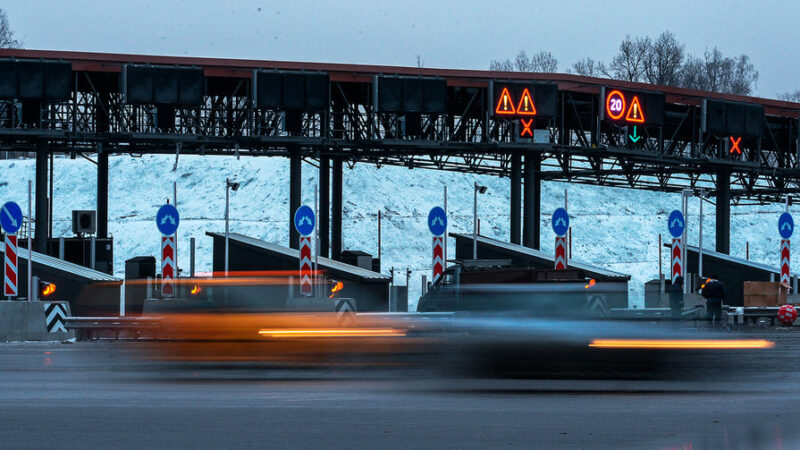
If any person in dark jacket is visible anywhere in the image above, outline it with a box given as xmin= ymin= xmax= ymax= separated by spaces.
xmin=700 ymin=275 xmax=726 ymax=323
xmin=669 ymin=276 xmax=684 ymax=320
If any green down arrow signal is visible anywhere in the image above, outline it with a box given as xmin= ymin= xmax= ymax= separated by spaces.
xmin=629 ymin=126 xmax=641 ymax=143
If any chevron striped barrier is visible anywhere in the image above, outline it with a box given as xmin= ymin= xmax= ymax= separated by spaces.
xmin=300 ymin=236 xmax=313 ymax=296
xmin=671 ymin=238 xmax=682 ymax=284
xmin=161 ymin=236 xmax=176 ymax=297
xmin=432 ymin=236 xmax=444 ymax=282
xmin=555 ymin=236 xmax=567 ymax=270
xmin=781 ymin=239 xmax=790 ymax=285
xmin=44 ymin=302 xmax=68 ymax=333
xmin=4 ymin=233 xmax=17 ymax=297
xmin=334 ymin=298 xmax=356 ymax=325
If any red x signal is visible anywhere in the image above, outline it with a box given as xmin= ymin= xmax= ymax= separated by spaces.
xmin=729 ymin=136 xmax=742 ymax=154
xmin=519 ymin=119 xmax=533 ymax=137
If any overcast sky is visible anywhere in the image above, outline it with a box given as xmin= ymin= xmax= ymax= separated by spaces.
xmin=4 ymin=0 xmax=798 ymax=98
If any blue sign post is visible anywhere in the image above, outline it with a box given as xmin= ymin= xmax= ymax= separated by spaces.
xmin=156 ymin=204 xmax=180 ymax=236
xmin=668 ymin=210 xmax=685 ymax=238
xmin=551 ymin=207 xmax=569 ymax=236
xmin=779 ymin=212 xmax=794 ymax=239
xmin=294 ymin=205 xmax=316 ymax=237
xmin=428 ymin=206 xmax=447 ymax=236
xmin=0 ymin=201 xmax=23 ymax=234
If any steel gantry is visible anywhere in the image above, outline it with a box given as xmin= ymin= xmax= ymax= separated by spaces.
xmin=0 ymin=49 xmax=798 ymax=258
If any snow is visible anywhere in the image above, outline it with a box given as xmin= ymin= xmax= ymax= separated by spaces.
xmin=0 ymin=154 xmax=790 ymax=310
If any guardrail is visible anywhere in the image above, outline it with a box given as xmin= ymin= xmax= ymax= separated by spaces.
xmin=724 ymin=307 xmax=782 ymax=327
xmin=608 ymin=306 xmax=705 ymax=320
xmin=64 ymin=316 xmax=162 ymax=341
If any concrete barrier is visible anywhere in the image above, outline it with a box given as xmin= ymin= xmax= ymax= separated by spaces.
xmin=0 ymin=301 xmax=75 ymax=341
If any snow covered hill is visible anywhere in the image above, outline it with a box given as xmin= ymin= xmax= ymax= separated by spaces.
xmin=0 ymin=154 xmax=789 ymax=309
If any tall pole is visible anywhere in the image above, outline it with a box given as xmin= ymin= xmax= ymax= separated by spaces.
xmin=444 ymin=185 xmax=448 ymax=264
xmin=378 ymin=210 xmax=382 ymax=261
xmin=682 ymin=193 xmax=688 ymax=294
xmin=173 ymin=181 xmax=178 ymax=272
xmin=314 ymin=184 xmax=319 ymax=298
xmin=699 ymin=190 xmax=704 ymax=278
xmin=27 ymin=180 xmax=32 ymax=302
xmin=473 ymin=182 xmax=478 ymax=260
xmin=224 ymin=178 xmax=230 ymax=276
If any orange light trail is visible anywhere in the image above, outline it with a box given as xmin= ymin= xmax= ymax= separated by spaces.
xmin=589 ymin=339 xmax=774 ymax=349
xmin=258 ymin=328 xmax=407 ymax=338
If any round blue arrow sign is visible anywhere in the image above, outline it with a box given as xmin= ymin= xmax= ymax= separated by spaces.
xmin=668 ymin=210 xmax=685 ymax=238
xmin=294 ymin=205 xmax=315 ymax=236
xmin=428 ymin=206 xmax=447 ymax=236
xmin=156 ymin=204 xmax=180 ymax=236
xmin=0 ymin=201 xmax=22 ymax=234
xmin=779 ymin=212 xmax=794 ymax=239
xmin=552 ymin=208 xmax=569 ymax=236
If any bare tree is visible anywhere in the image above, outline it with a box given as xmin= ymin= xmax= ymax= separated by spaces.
xmin=416 ymin=54 xmax=424 ymax=68
xmin=681 ymin=48 xmax=758 ymax=95
xmin=489 ymin=57 xmax=515 ymax=72
xmin=728 ymin=54 xmax=758 ymax=96
xmin=778 ymin=90 xmax=800 ymax=102
xmin=643 ymin=31 xmax=684 ymax=86
xmin=603 ymin=35 xmax=651 ymax=82
xmin=528 ymin=51 xmax=558 ymax=72
xmin=570 ymin=57 xmax=603 ymax=77
xmin=490 ymin=50 xmax=558 ymax=72
xmin=0 ymin=10 xmax=21 ymax=49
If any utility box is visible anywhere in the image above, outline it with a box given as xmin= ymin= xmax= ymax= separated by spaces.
xmin=390 ymin=285 xmax=408 ymax=312
xmin=125 ymin=256 xmax=156 ymax=315
xmin=341 ymin=250 xmax=373 ymax=271
xmin=743 ymin=282 xmax=788 ymax=307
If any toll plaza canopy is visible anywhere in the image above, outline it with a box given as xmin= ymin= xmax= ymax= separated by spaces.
xmin=0 ymin=241 xmax=121 ymax=316
xmin=683 ymin=244 xmax=798 ymax=307
xmin=207 ymin=232 xmax=390 ymax=311
xmin=1 ymin=48 xmax=799 ymax=263
xmin=451 ymin=233 xmax=631 ymax=282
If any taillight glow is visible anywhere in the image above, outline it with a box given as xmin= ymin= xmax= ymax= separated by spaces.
xmin=589 ymin=339 xmax=774 ymax=349
xmin=258 ymin=328 xmax=406 ymax=338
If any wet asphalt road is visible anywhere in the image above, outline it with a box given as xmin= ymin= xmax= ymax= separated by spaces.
xmin=1 ymin=331 xmax=799 ymax=449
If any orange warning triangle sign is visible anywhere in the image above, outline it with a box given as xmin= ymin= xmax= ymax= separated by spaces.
xmin=494 ymin=87 xmax=516 ymax=115
xmin=625 ymin=96 xmax=645 ymax=123
xmin=516 ymin=88 xmax=537 ymax=116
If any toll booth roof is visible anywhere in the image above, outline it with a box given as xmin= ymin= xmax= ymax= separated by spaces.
xmin=0 ymin=241 xmax=121 ymax=282
xmin=682 ymin=244 xmax=798 ymax=277
xmin=450 ymin=233 xmax=631 ymax=282
xmin=206 ymin=232 xmax=390 ymax=282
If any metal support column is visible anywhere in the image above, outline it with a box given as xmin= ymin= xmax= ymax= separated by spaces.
xmin=715 ymin=168 xmax=731 ymax=254
xmin=34 ymin=144 xmax=48 ymax=253
xmin=319 ymin=155 xmax=330 ymax=258
xmin=523 ymin=152 xmax=541 ymax=250
xmin=97 ymin=149 xmax=109 ymax=238
xmin=331 ymin=157 xmax=343 ymax=261
xmin=510 ymin=153 xmax=522 ymax=245
xmin=289 ymin=151 xmax=302 ymax=249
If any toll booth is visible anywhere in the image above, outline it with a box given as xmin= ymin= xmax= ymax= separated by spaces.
xmin=0 ymin=241 xmax=122 ymax=316
xmin=207 ymin=232 xmax=391 ymax=311
xmin=683 ymin=245 xmax=798 ymax=307
xmin=451 ymin=233 xmax=631 ymax=308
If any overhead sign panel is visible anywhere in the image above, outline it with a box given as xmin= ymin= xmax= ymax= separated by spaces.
xmin=375 ymin=76 xmax=447 ymax=114
xmin=123 ymin=65 xmax=205 ymax=106
xmin=490 ymin=81 xmax=557 ymax=118
xmin=0 ymin=59 xmax=71 ymax=101
xmin=601 ymin=87 xmax=664 ymax=126
xmin=253 ymin=70 xmax=330 ymax=111
xmin=703 ymin=99 xmax=763 ymax=138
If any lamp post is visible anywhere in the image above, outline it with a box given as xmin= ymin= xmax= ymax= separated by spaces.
xmin=225 ymin=178 xmax=240 ymax=276
xmin=473 ymin=182 xmax=487 ymax=260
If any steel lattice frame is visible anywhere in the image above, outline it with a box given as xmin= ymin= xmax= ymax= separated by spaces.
xmin=0 ymin=51 xmax=798 ymax=206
